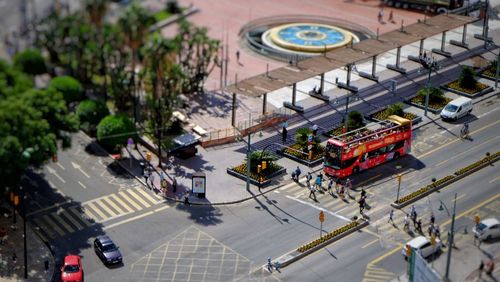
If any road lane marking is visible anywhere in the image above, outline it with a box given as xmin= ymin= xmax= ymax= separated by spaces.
xmin=43 ymin=214 xmax=66 ymax=236
xmin=441 ymin=193 xmax=500 ymax=229
xmin=47 ymin=166 xmax=66 ymax=183
xmin=454 ymin=193 xmax=466 ymax=203
xmin=135 ymin=188 xmax=162 ymax=204
xmin=417 ymin=119 xmax=500 ymax=158
xmin=362 ymin=238 xmax=379 ymax=249
xmin=101 ymin=197 xmax=127 ymax=214
xmin=357 ymin=174 xmax=382 ymax=187
xmin=85 ymin=202 xmax=107 ymax=221
xmin=154 ymin=205 xmax=171 ymax=213
xmin=26 ymin=199 xmax=72 ymax=216
xmin=71 ymin=161 xmax=90 ymax=178
xmin=109 ymin=194 xmax=134 ymax=213
xmin=52 ymin=211 xmax=75 ymax=233
xmin=126 ymin=189 xmax=152 ymax=208
xmin=60 ymin=209 xmax=84 ymax=230
xmin=68 ymin=206 xmax=93 ymax=226
xmin=33 ymin=217 xmax=56 ymax=239
xmin=434 ymin=136 xmax=499 ymax=167
xmin=285 ymin=195 xmax=350 ymax=221
xmin=103 ymin=211 xmax=154 ymax=230
xmin=93 ymin=200 xmax=118 ymax=217
xmin=371 ymin=244 xmax=403 ymax=265
xmin=117 ymin=191 xmax=143 ymax=211
xmin=489 ymin=175 xmax=500 ymax=183
xmin=78 ymin=181 xmax=87 ymax=189
xmin=56 ymin=163 xmax=65 ymax=170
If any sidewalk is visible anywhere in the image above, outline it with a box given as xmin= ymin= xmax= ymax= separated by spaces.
xmin=0 ymin=204 xmax=54 ymax=282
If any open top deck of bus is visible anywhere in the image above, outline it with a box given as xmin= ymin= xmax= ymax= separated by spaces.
xmin=329 ymin=115 xmax=411 ymax=147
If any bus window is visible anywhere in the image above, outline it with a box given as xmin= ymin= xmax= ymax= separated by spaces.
xmin=394 ymin=140 xmax=405 ymax=150
xmin=386 ymin=143 xmax=396 ymax=152
xmin=325 ymin=143 xmax=342 ymax=169
xmin=341 ymin=156 xmax=358 ymax=169
xmin=378 ymin=146 xmax=387 ymax=154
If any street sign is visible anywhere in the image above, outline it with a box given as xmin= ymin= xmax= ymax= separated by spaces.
xmin=319 ymin=211 xmax=325 ymax=223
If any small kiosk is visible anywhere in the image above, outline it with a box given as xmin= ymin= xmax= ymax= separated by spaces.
xmin=192 ymin=172 xmax=206 ymax=198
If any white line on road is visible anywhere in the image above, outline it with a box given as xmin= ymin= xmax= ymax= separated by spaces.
xmin=103 ymin=211 xmax=154 ymax=230
xmin=47 ymin=166 xmax=66 ymax=183
xmin=78 ymin=181 xmax=87 ymax=189
xmin=285 ymin=195 xmax=350 ymax=222
xmin=56 ymin=163 xmax=65 ymax=170
xmin=490 ymin=175 xmax=500 ymax=183
xmin=72 ymin=161 xmax=90 ymax=178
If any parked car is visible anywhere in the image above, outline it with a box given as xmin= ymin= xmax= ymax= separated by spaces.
xmin=440 ymin=97 xmax=473 ymax=121
xmin=402 ymin=236 xmax=442 ymax=259
xmin=94 ymin=235 xmax=123 ymax=265
xmin=473 ymin=218 xmax=500 ymax=241
xmin=60 ymin=255 xmax=83 ymax=282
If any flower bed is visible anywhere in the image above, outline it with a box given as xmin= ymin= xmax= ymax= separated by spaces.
xmin=480 ymin=66 xmax=496 ymax=79
xmin=370 ymin=109 xmax=418 ymax=121
xmin=442 ymin=80 xmax=490 ymax=96
xmin=280 ymin=143 xmax=325 ymax=166
xmin=227 ymin=162 xmax=286 ymax=187
xmin=323 ymin=126 xmax=344 ymax=138
xmin=454 ymin=152 xmax=500 ymax=176
xmin=395 ymin=175 xmax=455 ymax=205
xmin=408 ymin=95 xmax=451 ymax=113
xmin=297 ymin=221 xmax=360 ymax=253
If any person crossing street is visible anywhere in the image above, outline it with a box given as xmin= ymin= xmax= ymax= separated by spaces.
xmin=327 ymin=178 xmax=334 ymax=195
xmin=403 ymin=214 xmax=410 ymax=231
xmin=309 ymin=184 xmax=317 ymax=201
xmin=388 ymin=209 xmax=395 ymax=224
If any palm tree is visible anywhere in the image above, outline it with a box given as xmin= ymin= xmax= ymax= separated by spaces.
xmin=84 ymin=0 xmax=108 ymax=29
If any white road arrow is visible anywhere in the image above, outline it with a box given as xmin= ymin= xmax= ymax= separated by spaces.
xmin=72 ymin=162 xmax=90 ymax=178
xmin=47 ymin=166 xmax=66 ymax=183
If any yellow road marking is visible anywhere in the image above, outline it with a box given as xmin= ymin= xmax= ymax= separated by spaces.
xmin=362 ymin=238 xmax=379 ymax=249
xmin=357 ymin=174 xmax=382 ymax=188
xmin=135 ymin=188 xmax=161 ymax=204
xmin=489 ymin=175 xmax=500 ymax=183
xmin=85 ymin=202 xmax=108 ymax=220
xmin=52 ymin=211 xmax=75 ymax=233
xmin=117 ymin=191 xmax=143 ymax=211
xmin=371 ymin=244 xmax=403 ymax=265
xmin=126 ymin=189 xmax=151 ymax=208
xmin=43 ymin=214 xmax=66 ymax=236
xmin=68 ymin=206 xmax=93 ymax=226
xmin=441 ymin=193 xmax=500 ymax=229
xmin=33 ymin=217 xmax=56 ymax=239
xmin=154 ymin=205 xmax=171 ymax=213
xmin=60 ymin=210 xmax=84 ymax=230
xmin=103 ymin=211 xmax=154 ymax=230
xmin=101 ymin=197 xmax=126 ymax=214
xmin=434 ymin=137 xmax=498 ymax=167
xmin=454 ymin=193 xmax=466 ymax=202
xmin=417 ymin=119 xmax=500 ymax=158
xmin=109 ymin=194 xmax=134 ymax=213
xmin=93 ymin=200 xmax=118 ymax=217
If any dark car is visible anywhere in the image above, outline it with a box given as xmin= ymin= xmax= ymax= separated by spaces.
xmin=94 ymin=235 xmax=122 ymax=265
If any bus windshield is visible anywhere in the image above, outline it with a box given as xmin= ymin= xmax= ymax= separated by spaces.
xmin=324 ymin=143 xmax=342 ymax=169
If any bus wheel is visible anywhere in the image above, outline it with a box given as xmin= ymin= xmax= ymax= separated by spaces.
xmin=393 ymin=152 xmax=400 ymax=160
xmin=436 ymin=7 xmax=448 ymax=14
xmin=352 ymin=166 xmax=360 ymax=174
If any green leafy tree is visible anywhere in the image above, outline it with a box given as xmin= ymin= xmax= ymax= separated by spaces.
xmin=13 ymin=48 xmax=47 ymax=75
xmin=295 ymin=128 xmax=320 ymax=148
xmin=49 ymin=76 xmax=84 ymax=104
xmin=387 ymin=103 xmax=405 ymax=117
xmin=459 ymin=66 xmax=477 ymax=89
xmin=347 ymin=111 xmax=364 ymax=131
xmin=96 ymin=114 xmax=137 ymax=152
xmin=0 ymin=59 xmax=33 ymax=98
xmin=175 ymin=20 xmax=220 ymax=94
xmin=417 ymin=86 xmax=445 ymax=103
xmin=76 ymin=99 xmax=110 ymax=135
xmin=247 ymin=150 xmax=278 ymax=172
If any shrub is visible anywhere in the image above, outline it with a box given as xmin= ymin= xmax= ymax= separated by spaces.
xmin=49 ymin=76 xmax=83 ymax=104
xmin=347 ymin=111 xmax=364 ymax=131
xmin=13 ymin=49 xmax=47 ymax=75
xmin=387 ymin=103 xmax=405 ymax=117
xmin=417 ymin=86 xmax=445 ymax=104
xmin=96 ymin=115 xmax=137 ymax=152
xmin=459 ymin=66 xmax=477 ymax=89
xmin=76 ymin=99 xmax=110 ymax=135
xmin=247 ymin=150 xmax=278 ymax=172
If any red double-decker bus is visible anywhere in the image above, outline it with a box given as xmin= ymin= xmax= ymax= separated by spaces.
xmin=324 ymin=115 xmax=412 ymax=178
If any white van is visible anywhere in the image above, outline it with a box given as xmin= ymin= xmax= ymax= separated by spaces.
xmin=440 ymin=97 xmax=473 ymax=121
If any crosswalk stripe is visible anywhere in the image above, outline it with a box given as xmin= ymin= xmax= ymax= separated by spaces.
xmin=293 ymin=189 xmax=306 ymax=197
xmin=60 ymin=210 xmax=84 ymax=230
xmin=109 ymin=194 xmax=134 ymax=213
xmin=101 ymin=197 xmax=126 ymax=214
xmin=33 ymin=217 xmax=56 ymax=239
xmin=43 ymin=214 xmax=66 ymax=236
xmin=68 ymin=206 xmax=93 ymax=226
xmin=93 ymin=200 xmax=118 ymax=217
xmin=117 ymin=191 xmax=143 ymax=211
xmin=85 ymin=202 xmax=108 ymax=220
xmin=33 ymin=228 xmax=48 ymax=243
xmin=51 ymin=211 xmax=75 ymax=233
xmin=135 ymin=188 xmax=161 ymax=204
xmin=126 ymin=189 xmax=151 ymax=208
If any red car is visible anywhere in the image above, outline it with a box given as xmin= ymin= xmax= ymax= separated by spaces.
xmin=60 ymin=255 xmax=83 ymax=282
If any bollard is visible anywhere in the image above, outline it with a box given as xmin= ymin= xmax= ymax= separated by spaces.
xmin=44 ymin=260 xmax=49 ymax=272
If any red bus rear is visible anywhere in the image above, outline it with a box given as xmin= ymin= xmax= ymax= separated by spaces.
xmin=324 ymin=115 xmax=412 ymax=178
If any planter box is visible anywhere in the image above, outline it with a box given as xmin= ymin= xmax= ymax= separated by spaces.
xmin=367 ymin=112 xmax=422 ymax=125
xmin=440 ymin=84 xmax=494 ymax=98
xmin=226 ymin=167 xmax=286 ymax=187
xmin=405 ymin=100 xmax=445 ymax=115
xmin=277 ymin=149 xmax=324 ymax=167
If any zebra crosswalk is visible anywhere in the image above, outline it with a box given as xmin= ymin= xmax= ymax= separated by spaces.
xmin=362 ymin=263 xmax=396 ymax=282
xmin=31 ymin=188 xmax=166 ymax=241
xmin=277 ymin=182 xmax=369 ymax=220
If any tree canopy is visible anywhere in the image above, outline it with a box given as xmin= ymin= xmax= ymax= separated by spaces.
xmin=96 ymin=114 xmax=137 ymax=152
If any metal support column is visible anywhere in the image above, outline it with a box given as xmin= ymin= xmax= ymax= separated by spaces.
xmin=359 ymin=55 xmax=378 ymax=81
xmin=409 ymin=39 xmax=425 ymax=62
xmin=231 ymin=92 xmax=236 ymax=126
xmin=387 ymin=46 xmax=406 ymax=74
xmin=284 ymin=83 xmax=304 ymax=112
xmin=262 ymin=93 xmax=267 ymax=115
xmin=474 ymin=0 xmax=492 ymax=42
xmin=292 ymin=83 xmax=297 ymax=105
xmin=320 ymin=73 xmax=325 ymax=94
xmin=450 ymin=24 xmax=469 ymax=49
xmin=337 ymin=64 xmax=358 ymax=92
xmin=432 ymin=31 xmax=451 ymax=57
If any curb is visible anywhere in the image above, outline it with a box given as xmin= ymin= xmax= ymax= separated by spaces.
xmin=268 ymin=219 xmax=369 ymax=269
xmin=149 ymin=7 xmax=199 ymax=32
xmin=391 ymin=153 xmax=500 ymax=209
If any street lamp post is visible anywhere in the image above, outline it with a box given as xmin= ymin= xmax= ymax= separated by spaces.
xmin=438 ymin=193 xmax=457 ymax=281
xmin=396 ymin=174 xmax=402 ymax=203
xmin=419 ymin=53 xmax=439 ymax=116
xmin=20 ymin=148 xmax=33 ymax=279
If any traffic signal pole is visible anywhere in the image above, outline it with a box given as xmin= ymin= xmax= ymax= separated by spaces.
xmin=444 ymin=193 xmax=457 ymax=281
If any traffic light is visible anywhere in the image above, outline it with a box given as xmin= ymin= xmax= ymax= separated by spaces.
xmin=14 ymin=195 xmax=19 ymax=206
xmin=52 ymin=154 xmax=58 ymax=163
xmin=474 ymin=215 xmax=480 ymax=225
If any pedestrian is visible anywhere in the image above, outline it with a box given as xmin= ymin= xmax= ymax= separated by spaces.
xmin=430 ymin=213 xmax=435 ymax=225
xmin=315 ymin=174 xmax=322 ymax=190
xmin=292 ymin=166 xmax=301 ymax=181
xmin=306 ymin=172 xmax=312 ymax=187
xmin=309 ymin=185 xmax=317 ymax=201
xmin=267 ymin=257 xmax=273 ymax=272
xmin=479 ymin=260 xmax=484 ymax=278
xmin=409 ymin=205 xmax=415 ymax=218
xmin=327 ymin=178 xmax=334 ymax=194
xmin=335 ymin=179 xmax=340 ymax=194
xmin=184 ymin=193 xmax=190 ymax=206
xmin=412 ymin=211 xmax=418 ymax=227
xmin=434 ymin=225 xmax=440 ymax=239
xmin=416 ymin=219 xmax=423 ymax=233
xmin=312 ymin=124 xmax=319 ymax=136
xmin=339 ymin=185 xmax=345 ymax=199
xmin=282 ymin=126 xmax=288 ymax=144
xmin=345 ymin=178 xmax=352 ymax=190
xmin=403 ymin=214 xmax=410 ymax=231
xmin=428 ymin=223 xmax=434 ymax=237
xmin=149 ymin=173 xmax=156 ymax=188
xmin=359 ymin=197 xmax=365 ymax=214
xmin=172 ymin=177 xmax=177 ymax=193
xmin=485 ymin=260 xmax=494 ymax=276
xmin=388 ymin=209 xmax=394 ymax=224
xmin=388 ymin=10 xmax=395 ymax=24
xmin=378 ymin=8 xmax=384 ymax=24
xmin=361 ymin=188 xmax=367 ymax=199
xmin=236 ymin=50 xmax=240 ymax=63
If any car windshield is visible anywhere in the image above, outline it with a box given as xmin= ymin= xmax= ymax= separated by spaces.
xmin=477 ymin=223 xmax=487 ymax=231
xmin=102 ymin=243 xmax=118 ymax=252
xmin=63 ymin=265 xmax=80 ymax=273
xmin=445 ymin=104 xmax=458 ymax=112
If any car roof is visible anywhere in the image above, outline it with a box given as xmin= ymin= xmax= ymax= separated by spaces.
xmin=64 ymin=255 xmax=80 ymax=265
xmin=407 ymin=236 xmax=429 ymax=248
xmin=449 ymin=97 xmax=472 ymax=105
xmin=481 ymin=218 xmax=499 ymax=226
xmin=96 ymin=235 xmax=113 ymax=244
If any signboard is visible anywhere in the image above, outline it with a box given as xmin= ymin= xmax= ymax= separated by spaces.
xmin=192 ymin=172 xmax=206 ymax=197
xmin=409 ymin=248 xmax=440 ymax=282
xmin=319 ymin=211 xmax=325 ymax=223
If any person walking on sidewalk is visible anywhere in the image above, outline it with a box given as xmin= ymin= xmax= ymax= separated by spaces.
xmin=315 ymin=173 xmax=323 ymax=191
xmin=403 ymin=214 xmax=410 ymax=231
xmin=416 ymin=219 xmax=423 ymax=233
xmin=358 ymin=197 xmax=366 ymax=214
xmin=149 ymin=173 xmax=155 ymax=189
xmin=430 ymin=213 xmax=435 ymax=225
xmin=428 ymin=223 xmax=434 ymax=237
xmin=327 ymin=178 xmax=334 ymax=195
xmin=267 ymin=257 xmax=273 ymax=272
xmin=479 ymin=260 xmax=484 ymax=279
xmin=172 ymin=177 xmax=177 ymax=193
xmin=309 ymin=185 xmax=317 ymax=201
xmin=306 ymin=172 xmax=312 ymax=187
xmin=388 ymin=209 xmax=395 ymax=224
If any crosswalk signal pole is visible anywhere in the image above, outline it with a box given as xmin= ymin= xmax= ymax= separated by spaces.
xmin=396 ymin=174 xmax=402 ymax=203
